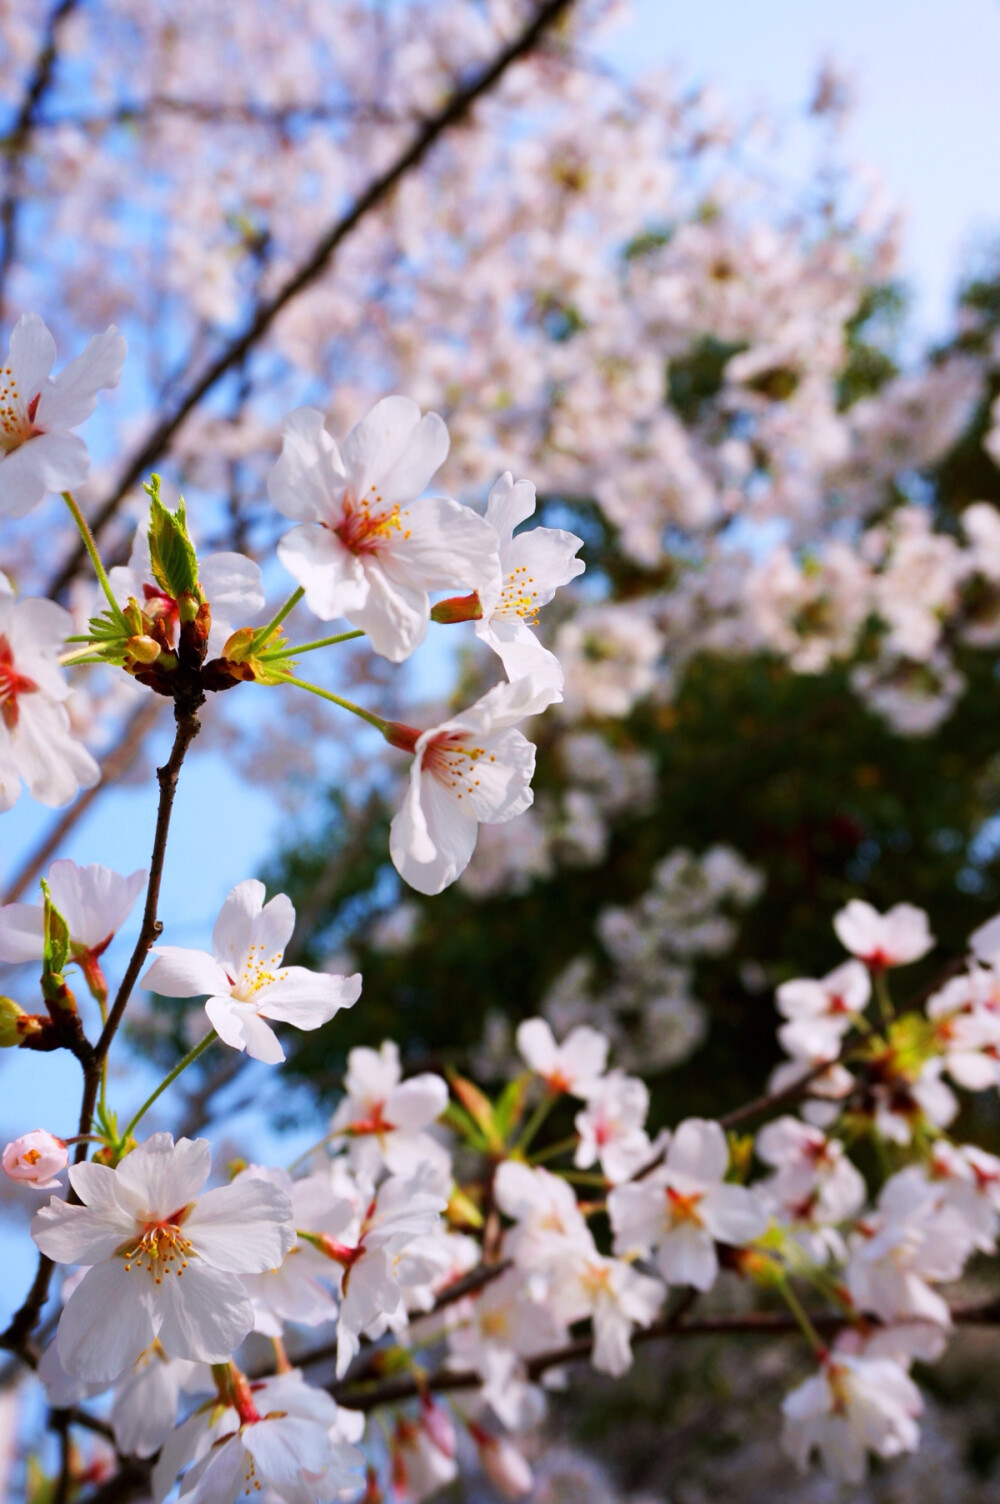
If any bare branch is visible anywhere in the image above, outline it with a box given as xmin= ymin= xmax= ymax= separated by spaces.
xmin=46 ymin=0 xmax=577 ymax=599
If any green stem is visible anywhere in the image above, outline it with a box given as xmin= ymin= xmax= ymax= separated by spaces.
xmin=251 ymin=587 xmax=304 ymax=651
xmin=513 ymin=1089 xmax=559 ymax=1155
xmin=120 ymin=1029 xmax=217 ymax=1143
xmin=529 ymin=1134 xmax=580 ymax=1165
xmin=778 ymin=1277 xmax=826 ymax=1357
xmin=61 ymin=491 xmax=129 ymax=631
xmin=873 ymin=969 xmax=894 ymax=1027
xmin=286 ymin=1128 xmax=341 ymax=1174
xmin=260 ymin=629 xmax=365 ymax=661
xmin=274 ymin=673 xmax=391 ymax=734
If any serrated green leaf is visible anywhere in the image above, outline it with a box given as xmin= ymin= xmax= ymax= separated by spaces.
xmin=145 ymin=474 xmax=200 ymax=598
xmin=40 ymin=880 xmax=70 ymax=976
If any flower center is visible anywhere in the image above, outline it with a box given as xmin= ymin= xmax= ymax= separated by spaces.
xmin=666 ymin=1185 xmax=705 ymax=1226
xmin=496 ymin=565 xmax=540 ymax=623
xmin=118 ymin=1217 xmax=195 ymax=1284
xmin=424 ymin=733 xmax=496 ymax=802
xmin=0 ymin=635 xmax=38 ymax=731
xmin=335 ymin=492 xmax=410 ymax=555
xmin=0 ymin=373 xmax=40 ymax=455
xmin=233 ymin=942 xmax=289 ymax=1000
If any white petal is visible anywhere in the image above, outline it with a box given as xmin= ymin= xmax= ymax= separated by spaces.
xmin=267 ymin=407 xmax=347 ymax=524
xmin=141 ymin=948 xmax=231 ymax=1000
xmin=341 ymin=396 xmax=447 ymax=503
xmin=257 ymin=967 xmax=362 ymax=1027
xmin=658 ymin=1224 xmax=718 ymax=1291
xmin=667 ymin=1119 xmax=729 ymax=1185
xmin=57 ymin=1261 xmax=157 ymax=1381
xmin=277 ymin=521 xmax=369 ymax=621
xmin=37 ymin=326 xmax=125 ymax=430
xmin=184 ymin=1178 xmax=293 ymax=1271
xmin=0 ymin=901 xmax=44 ymax=962
xmin=390 ymin=769 xmax=478 ymax=895
xmin=153 ymin=1259 xmax=254 ymax=1363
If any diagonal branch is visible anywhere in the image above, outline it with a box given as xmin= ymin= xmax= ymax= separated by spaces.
xmin=45 ymin=0 xmax=577 ymax=600
xmin=0 ymin=0 xmax=81 ymax=312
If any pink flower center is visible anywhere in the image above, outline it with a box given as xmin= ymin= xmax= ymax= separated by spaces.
xmin=335 ymin=493 xmax=409 ymax=555
xmin=424 ymin=732 xmax=495 ymax=802
xmin=0 ymin=635 xmax=38 ymax=731
xmin=118 ymin=1215 xmax=194 ymax=1284
xmin=0 ymin=373 xmax=40 ymax=454
xmin=666 ymin=1185 xmax=705 ymax=1225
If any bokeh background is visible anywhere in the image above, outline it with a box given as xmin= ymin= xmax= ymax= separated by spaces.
xmin=5 ymin=1 xmax=1000 ymax=1497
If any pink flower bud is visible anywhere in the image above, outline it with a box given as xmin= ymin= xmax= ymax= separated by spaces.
xmin=475 ymin=1433 xmax=533 ymax=1499
xmin=2 ymin=1130 xmax=68 ymax=1189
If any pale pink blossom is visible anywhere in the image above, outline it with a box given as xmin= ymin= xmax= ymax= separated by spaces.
xmin=142 ymin=879 xmax=361 ymax=1064
xmin=516 ymin=1016 xmax=608 ymax=1098
xmin=0 ymin=313 xmax=125 ymax=517
xmin=330 ymin=1040 xmax=449 ymax=1178
xmin=781 ymin=1350 xmax=922 ymax=1482
xmin=833 ymin=900 xmax=934 ymax=968
xmin=2 ymin=1130 xmax=68 ymax=1190
xmin=270 ymin=398 xmax=499 ymax=661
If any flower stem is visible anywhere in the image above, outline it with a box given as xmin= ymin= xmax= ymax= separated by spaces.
xmin=251 ymin=587 xmax=304 ymax=651
xmin=513 ymin=1089 xmax=559 ymax=1155
xmin=260 ymin=629 xmax=365 ymax=661
xmin=873 ymin=969 xmax=894 ymax=1027
xmin=61 ymin=491 xmax=129 ymax=631
xmin=528 ymin=1134 xmax=579 ymax=1165
xmin=778 ymin=1277 xmax=826 ymax=1358
xmin=120 ymin=1029 xmax=217 ymax=1143
xmin=274 ymin=672 xmax=391 ymax=735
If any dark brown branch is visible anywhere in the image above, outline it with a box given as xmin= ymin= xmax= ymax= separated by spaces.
xmin=46 ymin=0 xmax=577 ymax=599
xmin=0 ymin=696 xmax=202 ymax=1363
xmin=1 ymin=698 xmax=164 ymax=905
xmin=0 ymin=0 xmax=81 ymax=313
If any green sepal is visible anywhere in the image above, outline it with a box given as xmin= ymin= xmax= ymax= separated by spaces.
xmin=41 ymin=879 xmax=70 ymax=977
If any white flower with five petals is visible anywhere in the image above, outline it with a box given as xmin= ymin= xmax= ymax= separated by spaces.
xmin=141 ymin=880 xmax=361 ymax=1064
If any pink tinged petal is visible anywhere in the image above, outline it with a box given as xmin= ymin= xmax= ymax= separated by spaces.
xmin=256 ymin=967 xmax=362 ymax=1026
xmin=57 ymin=1261 xmax=158 ymax=1381
xmin=184 ymin=1177 xmax=294 ymax=1271
xmin=8 ymin=313 xmax=57 ymax=397
xmin=667 ymin=1119 xmax=729 ymax=1185
xmin=32 ymin=1195 xmax=135 ymax=1265
xmin=198 ymin=552 xmax=266 ymax=619
xmin=277 ymin=521 xmax=369 ymax=621
xmin=152 ymin=1259 xmax=255 ymax=1364
xmin=658 ymin=1223 xmax=718 ymax=1290
xmin=341 ymin=396 xmax=448 ymax=503
xmin=390 ymin=767 xmax=478 ymax=895
xmin=141 ymin=948 xmax=232 ymax=1001
xmin=46 ymin=860 xmax=146 ymax=949
xmin=485 ymin=473 xmax=536 ymax=545
xmin=115 ymin=1134 xmax=212 ymax=1219
xmin=268 ymin=406 xmax=348 ymax=524
xmin=384 ymin=1075 xmax=448 ymax=1131
xmin=381 ymin=493 xmax=500 ymax=593
xmin=0 ymin=901 xmax=44 ymax=962
xmin=700 ymin=1183 xmax=769 ymax=1246
xmin=36 ymin=327 xmax=125 ymax=430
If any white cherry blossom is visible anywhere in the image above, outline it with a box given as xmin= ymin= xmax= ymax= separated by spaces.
xmin=270 ymin=398 xmax=500 ymax=661
xmin=31 ymin=1132 xmax=295 ymax=1381
xmin=473 ymin=472 xmax=584 ymax=689
xmin=329 ymin=1040 xmax=449 ymax=1178
xmin=0 ymin=572 xmax=99 ymax=811
xmin=833 ymin=900 xmax=934 ymax=968
xmin=775 ymin=959 xmax=869 ymax=1060
xmin=574 ymin=1070 xmax=653 ymax=1183
xmin=0 ymin=858 xmax=145 ymax=1000
xmin=0 ymin=313 xmax=125 ymax=517
xmin=141 ymin=879 xmax=361 ymax=1064
xmin=608 ymin=1118 xmax=767 ymax=1291
xmin=781 ymin=1350 xmax=922 ymax=1482
xmin=388 ymin=675 xmax=558 ymax=896
xmin=516 ymin=1017 xmax=608 ymax=1099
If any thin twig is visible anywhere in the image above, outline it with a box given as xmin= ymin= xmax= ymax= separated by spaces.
xmin=46 ymin=0 xmax=576 ymax=599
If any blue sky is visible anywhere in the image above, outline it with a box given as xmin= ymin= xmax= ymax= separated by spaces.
xmin=4 ymin=0 xmax=1000 ymax=1325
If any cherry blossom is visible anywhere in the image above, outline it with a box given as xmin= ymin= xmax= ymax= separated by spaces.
xmin=0 ymin=859 xmax=145 ymax=1000
xmin=0 ymin=313 xmax=125 ymax=518
xmin=141 ymin=879 xmax=361 ymax=1064
xmin=774 ymin=959 xmax=869 ymax=1061
xmin=0 ymin=571 xmax=99 ymax=811
xmin=607 ymin=1118 xmax=768 ymax=1290
xmin=270 ymin=399 xmax=500 ymax=661
xmin=329 ymin=1040 xmax=449 ymax=1178
xmin=473 ymin=472 xmax=585 ymax=689
xmin=833 ymin=900 xmax=934 ymax=969
xmin=388 ymin=675 xmax=559 ymax=896
xmin=574 ymin=1070 xmax=654 ymax=1183
xmin=2 ymin=1130 xmax=68 ymax=1190
xmin=516 ymin=1016 xmax=608 ymax=1098
xmin=781 ymin=1349 xmax=922 ymax=1482
xmin=31 ymin=1132 xmax=295 ymax=1380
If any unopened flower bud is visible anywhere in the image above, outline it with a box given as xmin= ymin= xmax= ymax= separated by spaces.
xmin=0 ymin=996 xmax=32 ymax=1047
xmin=2 ymin=1130 xmax=68 ymax=1189
xmin=472 ymin=1429 xmax=533 ymax=1498
xmin=125 ymin=635 xmax=162 ymax=665
xmin=221 ymin=626 xmax=256 ymax=663
xmin=430 ymin=591 xmax=482 ymax=624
